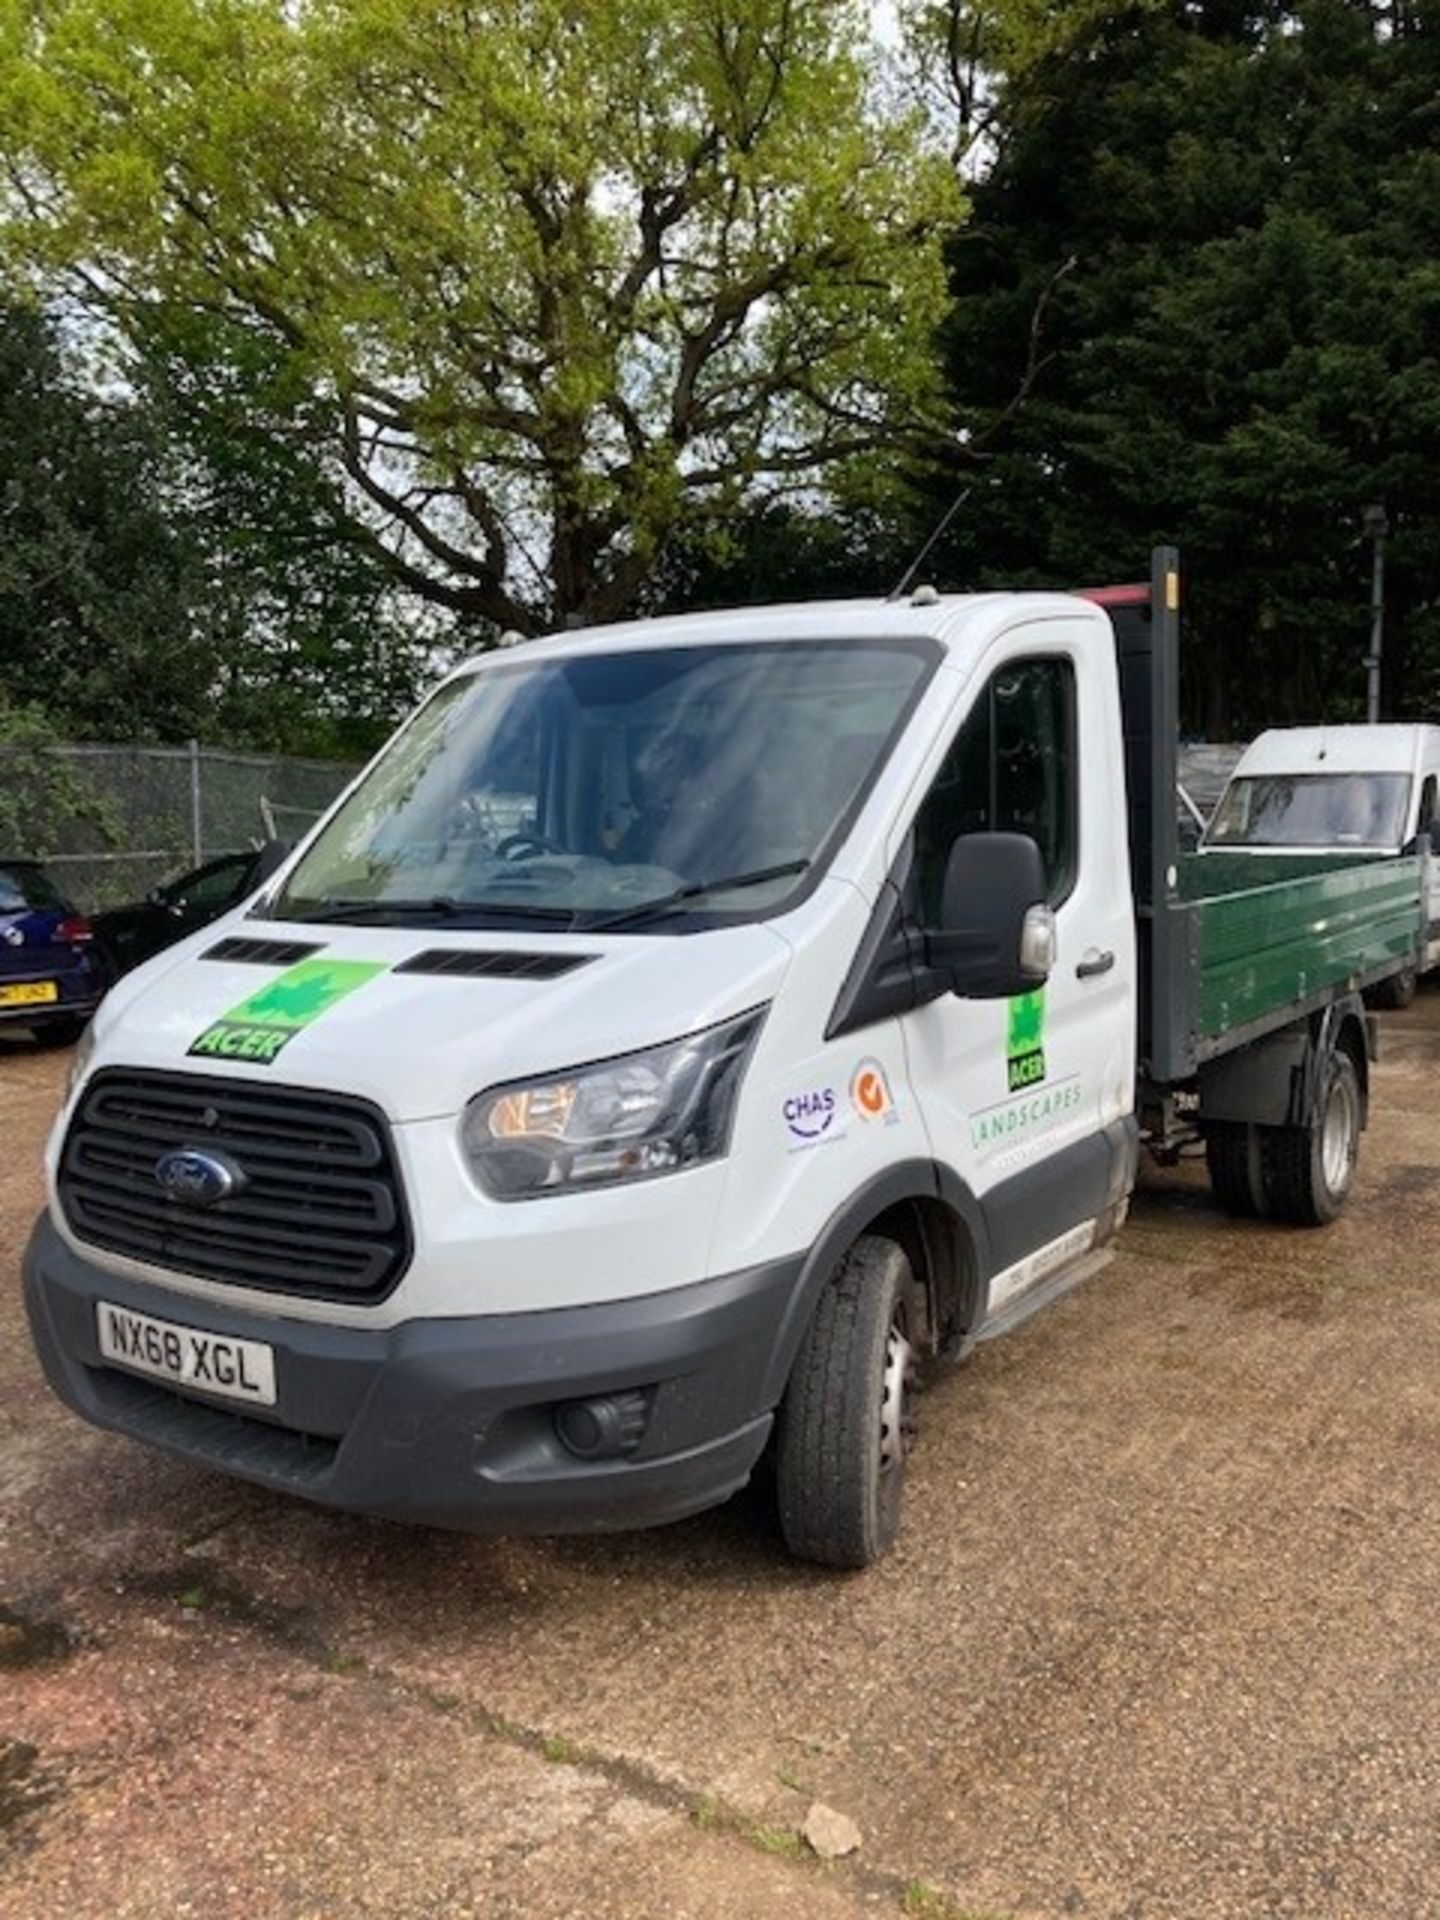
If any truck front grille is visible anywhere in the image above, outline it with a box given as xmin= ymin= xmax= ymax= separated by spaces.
xmin=59 ymin=1069 xmax=411 ymax=1303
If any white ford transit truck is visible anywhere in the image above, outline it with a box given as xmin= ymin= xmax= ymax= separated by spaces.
xmin=24 ymin=553 xmax=1423 ymax=1566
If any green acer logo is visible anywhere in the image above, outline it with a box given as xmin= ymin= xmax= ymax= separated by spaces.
xmin=1006 ymin=987 xmax=1047 ymax=1093
xmin=189 ymin=958 xmax=387 ymax=1065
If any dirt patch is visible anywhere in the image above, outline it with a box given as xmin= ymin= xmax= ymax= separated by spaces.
xmin=1377 ymin=1162 xmax=1440 ymax=1202
xmin=0 ymin=1740 xmax=60 ymax=1841
xmin=1182 ymin=1258 xmax=1332 ymax=1321
xmin=0 ymin=1604 xmax=74 ymax=1672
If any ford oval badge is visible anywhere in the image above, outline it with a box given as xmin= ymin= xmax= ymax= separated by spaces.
xmin=154 ymin=1147 xmax=246 ymax=1208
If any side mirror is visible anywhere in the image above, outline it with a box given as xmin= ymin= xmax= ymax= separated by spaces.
xmin=925 ymin=832 xmax=1055 ymax=999
xmin=1402 ymin=823 xmax=1440 ymax=856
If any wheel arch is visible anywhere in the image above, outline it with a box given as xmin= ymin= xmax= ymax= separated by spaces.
xmin=1312 ymin=995 xmax=1371 ymax=1128
xmin=758 ymin=1161 xmax=988 ymax=1410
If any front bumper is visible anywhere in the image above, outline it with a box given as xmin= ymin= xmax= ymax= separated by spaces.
xmin=23 ymin=1212 xmax=801 ymax=1534
xmin=0 ymin=992 xmax=101 ymax=1026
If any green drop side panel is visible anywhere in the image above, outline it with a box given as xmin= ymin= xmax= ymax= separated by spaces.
xmin=1178 ymin=853 xmax=1424 ymax=1044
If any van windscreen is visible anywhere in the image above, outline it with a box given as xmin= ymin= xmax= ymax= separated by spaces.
xmin=270 ymin=639 xmax=935 ymax=929
xmin=1205 ymin=773 xmax=1412 ymax=851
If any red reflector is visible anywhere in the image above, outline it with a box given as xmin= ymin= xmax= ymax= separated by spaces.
xmin=1075 ymin=583 xmax=1152 ymax=608
xmin=57 ymin=916 xmax=94 ymax=944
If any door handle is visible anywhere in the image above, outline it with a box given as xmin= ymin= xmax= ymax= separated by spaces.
xmin=1076 ymin=948 xmax=1115 ymax=980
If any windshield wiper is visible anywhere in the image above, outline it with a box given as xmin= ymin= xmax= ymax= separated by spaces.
xmin=582 ymin=860 xmax=812 ymax=933
xmin=289 ymin=896 xmax=577 ymax=926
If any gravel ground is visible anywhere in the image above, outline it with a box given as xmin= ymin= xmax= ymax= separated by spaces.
xmin=4 ymin=993 xmax=1440 ymax=1919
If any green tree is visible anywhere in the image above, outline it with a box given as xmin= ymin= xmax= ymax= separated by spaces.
xmin=0 ymin=693 xmax=116 ymax=856
xmin=133 ymin=308 xmax=440 ymax=758
xmin=924 ymin=1 xmax=1440 ymax=732
xmin=0 ymin=301 xmax=210 ymax=740
xmin=0 ymin=0 xmax=962 ymax=634
xmin=0 ymin=298 xmax=432 ymax=754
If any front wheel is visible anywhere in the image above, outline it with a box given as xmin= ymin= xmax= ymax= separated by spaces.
xmin=775 ymin=1235 xmax=920 ymax=1570
xmin=1260 ymin=1050 xmax=1361 ymax=1227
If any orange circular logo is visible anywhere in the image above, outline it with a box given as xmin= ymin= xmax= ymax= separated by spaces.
xmin=851 ymin=1060 xmax=894 ymax=1122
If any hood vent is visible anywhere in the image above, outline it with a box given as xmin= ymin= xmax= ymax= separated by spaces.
xmin=203 ymin=936 xmax=325 ymax=967
xmin=395 ymin=948 xmax=596 ymax=981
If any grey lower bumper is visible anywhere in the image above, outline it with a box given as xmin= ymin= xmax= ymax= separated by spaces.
xmin=23 ymin=1212 xmax=801 ymax=1534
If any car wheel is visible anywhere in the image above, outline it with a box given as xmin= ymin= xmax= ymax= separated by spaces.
xmin=775 ymin=1234 xmax=920 ymax=1570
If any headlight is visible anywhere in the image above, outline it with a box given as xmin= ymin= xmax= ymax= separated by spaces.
xmin=461 ymin=1008 xmax=765 ymax=1200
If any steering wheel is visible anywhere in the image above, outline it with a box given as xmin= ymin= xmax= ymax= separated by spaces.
xmin=495 ymin=831 xmax=570 ymax=862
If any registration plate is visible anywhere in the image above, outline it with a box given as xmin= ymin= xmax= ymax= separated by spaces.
xmin=0 ymin=980 xmax=58 ymax=1006
xmin=96 ymin=1302 xmax=277 ymax=1408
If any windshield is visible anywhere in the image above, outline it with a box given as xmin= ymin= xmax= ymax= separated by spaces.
xmin=1205 ymin=773 xmax=1412 ymax=850
xmin=270 ymin=640 xmax=936 ymax=929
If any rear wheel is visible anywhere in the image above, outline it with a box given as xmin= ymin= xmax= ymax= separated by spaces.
xmin=1260 ymin=1050 xmax=1361 ymax=1227
xmin=1367 ymin=965 xmax=1416 ymax=1011
xmin=776 ymin=1235 xmax=919 ymax=1570
xmin=1204 ymin=1120 xmax=1266 ymax=1218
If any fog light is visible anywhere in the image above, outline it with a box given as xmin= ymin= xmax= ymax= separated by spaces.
xmin=553 ymin=1390 xmax=650 ymax=1461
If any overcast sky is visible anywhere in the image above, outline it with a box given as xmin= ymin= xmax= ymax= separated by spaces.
xmin=872 ymin=0 xmax=901 ymax=42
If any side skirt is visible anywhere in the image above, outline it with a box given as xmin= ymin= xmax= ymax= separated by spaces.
xmin=975 ymin=1222 xmax=1116 ymax=1343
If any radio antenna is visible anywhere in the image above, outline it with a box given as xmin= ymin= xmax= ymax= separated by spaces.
xmin=886 ymin=485 xmax=973 ymax=602
xmin=886 ymin=256 xmax=1078 ymax=605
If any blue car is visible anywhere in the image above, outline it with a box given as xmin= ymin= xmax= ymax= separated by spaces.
xmin=0 ymin=859 xmax=107 ymax=1046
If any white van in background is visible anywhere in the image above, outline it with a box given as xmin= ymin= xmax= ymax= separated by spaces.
xmin=1205 ymin=723 xmax=1440 ymax=1004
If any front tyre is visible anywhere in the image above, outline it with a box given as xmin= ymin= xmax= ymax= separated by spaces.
xmin=1261 ymin=1050 xmax=1362 ymax=1227
xmin=776 ymin=1235 xmax=919 ymax=1570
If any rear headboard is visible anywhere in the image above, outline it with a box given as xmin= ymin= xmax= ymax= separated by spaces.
xmin=1078 ymin=548 xmax=1190 ymax=1084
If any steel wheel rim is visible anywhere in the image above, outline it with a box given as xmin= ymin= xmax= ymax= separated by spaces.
xmin=879 ymin=1316 xmax=917 ymax=1477
xmin=1322 ymin=1072 xmax=1357 ymax=1194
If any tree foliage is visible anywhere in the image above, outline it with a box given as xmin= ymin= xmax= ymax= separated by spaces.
xmin=0 ymin=692 xmax=116 ymax=856
xmin=925 ymin=0 xmax=1440 ymax=732
xmin=0 ymin=301 xmax=208 ymax=739
xmin=134 ymin=307 xmax=442 ymax=757
xmin=0 ymin=0 xmax=963 ymax=634
xmin=0 ymin=299 xmax=432 ymax=754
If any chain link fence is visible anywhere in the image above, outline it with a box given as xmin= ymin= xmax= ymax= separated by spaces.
xmin=13 ymin=743 xmax=361 ymax=911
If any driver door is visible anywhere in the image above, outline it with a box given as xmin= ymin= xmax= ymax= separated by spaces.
xmin=898 ymin=629 xmax=1135 ymax=1318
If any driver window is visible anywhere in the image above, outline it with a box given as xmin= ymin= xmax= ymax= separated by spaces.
xmin=913 ymin=656 xmax=1077 ymax=921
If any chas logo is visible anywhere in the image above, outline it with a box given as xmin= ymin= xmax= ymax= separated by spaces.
xmin=784 ymin=1088 xmax=837 ymax=1140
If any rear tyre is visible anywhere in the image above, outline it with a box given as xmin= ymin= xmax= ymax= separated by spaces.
xmin=776 ymin=1235 xmax=919 ymax=1570
xmin=1204 ymin=1120 xmax=1266 ymax=1218
xmin=1367 ymin=965 xmax=1416 ymax=1012
xmin=1260 ymin=1050 xmax=1361 ymax=1227
xmin=31 ymin=1015 xmax=87 ymax=1049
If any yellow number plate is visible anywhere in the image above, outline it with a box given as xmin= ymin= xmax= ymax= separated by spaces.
xmin=0 ymin=981 xmax=59 ymax=1007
